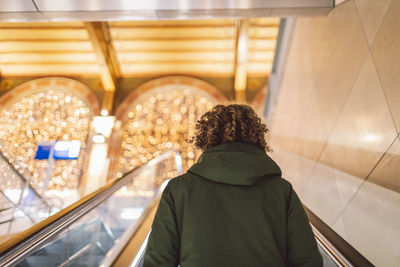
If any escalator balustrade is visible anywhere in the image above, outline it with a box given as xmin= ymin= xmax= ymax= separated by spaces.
xmin=0 ymin=149 xmax=372 ymax=267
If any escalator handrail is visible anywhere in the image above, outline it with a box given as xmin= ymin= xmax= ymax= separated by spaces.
xmin=304 ymin=206 xmax=374 ymax=267
xmin=101 ymin=179 xmax=170 ymax=267
xmin=0 ymin=149 xmax=180 ymax=266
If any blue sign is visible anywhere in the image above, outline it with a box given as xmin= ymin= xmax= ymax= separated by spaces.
xmin=34 ymin=141 xmax=81 ymax=160
xmin=34 ymin=144 xmax=52 ymax=160
xmin=53 ymin=141 xmax=81 ymax=160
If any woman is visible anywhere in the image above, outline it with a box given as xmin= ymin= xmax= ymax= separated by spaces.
xmin=144 ymin=104 xmax=322 ymax=266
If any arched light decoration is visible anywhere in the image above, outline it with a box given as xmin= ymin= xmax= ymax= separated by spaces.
xmin=116 ymin=76 xmax=227 ymax=181
xmin=0 ymin=77 xmax=100 ymax=201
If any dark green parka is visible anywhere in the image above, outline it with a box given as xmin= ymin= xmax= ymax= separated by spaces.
xmin=144 ymin=142 xmax=322 ymax=267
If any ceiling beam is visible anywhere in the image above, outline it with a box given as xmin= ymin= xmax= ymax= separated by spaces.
xmin=85 ymin=22 xmax=120 ymax=113
xmin=234 ymin=19 xmax=249 ymax=103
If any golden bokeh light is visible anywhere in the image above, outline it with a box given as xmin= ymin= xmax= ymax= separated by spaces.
xmin=118 ymin=85 xmax=218 ymax=176
xmin=0 ymin=89 xmax=93 ymax=197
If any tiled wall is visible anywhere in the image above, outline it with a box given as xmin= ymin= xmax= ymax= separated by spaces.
xmin=267 ymin=0 xmax=400 ymax=266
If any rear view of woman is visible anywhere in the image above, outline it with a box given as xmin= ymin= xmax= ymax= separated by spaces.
xmin=144 ymin=104 xmax=322 ymax=267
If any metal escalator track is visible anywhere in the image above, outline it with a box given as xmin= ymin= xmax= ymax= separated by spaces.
xmin=304 ymin=207 xmax=374 ymax=267
xmin=0 ymin=149 xmax=182 ymax=267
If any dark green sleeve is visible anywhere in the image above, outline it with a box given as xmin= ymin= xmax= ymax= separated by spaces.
xmin=143 ymin=184 xmax=180 ymax=267
xmin=287 ymin=185 xmax=323 ymax=267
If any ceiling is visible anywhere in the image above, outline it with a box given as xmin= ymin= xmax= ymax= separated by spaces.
xmin=0 ymin=0 xmax=337 ymax=107
xmin=0 ymin=18 xmax=279 ymax=78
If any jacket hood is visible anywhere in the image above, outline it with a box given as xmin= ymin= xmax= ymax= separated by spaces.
xmin=188 ymin=142 xmax=282 ymax=186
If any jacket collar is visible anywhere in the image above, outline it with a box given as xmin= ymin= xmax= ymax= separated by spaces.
xmin=188 ymin=142 xmax=281 ymax=186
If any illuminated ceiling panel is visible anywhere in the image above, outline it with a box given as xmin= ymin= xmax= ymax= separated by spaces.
xmin=0 ymin=22 xmax=95 ymax=76
xmin=109 ymin=18 xmax=279 ymax=77
xmin=0 ymin=18 xmax=280 ymax=78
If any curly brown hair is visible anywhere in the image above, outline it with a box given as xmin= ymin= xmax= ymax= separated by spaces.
xmin=190 ymin=104 xmax=271 ymax=152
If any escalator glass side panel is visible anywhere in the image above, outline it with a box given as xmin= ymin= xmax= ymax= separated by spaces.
xmin=3 ymin=150 xmax=181 ymax=267
xmin=0 ymin=147 xmax=55 ymax=239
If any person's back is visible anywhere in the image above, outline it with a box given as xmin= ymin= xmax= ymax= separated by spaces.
xmin=144 ymin=104 xmax=322 ymax=267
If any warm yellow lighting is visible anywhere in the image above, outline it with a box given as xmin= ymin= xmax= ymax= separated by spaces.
xmin=101 ymin=109 xmax=109 ymax=116
xmin=362 ymin=133 xmax=380 ymax=143
xmin=235 ymin=65 xmax=247 ymax=91
xmin=118 ymin=86 xmax=218 ymax=177
xmin=0 ymin=63 xmax=100 ymax=76
xmin=93 ymin=134 xmax=106 ymax=144
xmin=0 ymin=89 xmax=92 ymax=196
xmin=84 ymin=143 xmax=109 ymax=195
xmin=234 ymin=20 xmax=249 ymax=102
xmin=92 ymin=116 xmax=115 ymax=138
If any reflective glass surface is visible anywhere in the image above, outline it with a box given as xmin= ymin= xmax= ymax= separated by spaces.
xmin=15 ymin=151 xmax=181 ymax=266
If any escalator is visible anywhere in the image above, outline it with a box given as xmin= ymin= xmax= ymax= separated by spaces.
xmin=0 ymin=150 xmax=372 ymax=267
xmin=0 ymin=148 xmax=59 ymax=240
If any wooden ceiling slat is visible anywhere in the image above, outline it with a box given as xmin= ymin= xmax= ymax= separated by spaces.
xmin=117 ymin=51 xmax=235 ymax=62
xmin=108 ymin=20 xmax=235 ymax=27
xmin=0 ymin=29 xmax=89 ymax=40
xmin=0 ymin=18 xmax=279 ymax=79
xmin=0 ymin=63 xmax=100 ymax=76
xmin=248 ymin=51 xmax=274 ymax=61
xmin=0 ymin=53 xmax=97 ymax=63
xmin=114 ymin=40 xmax=235 ymax=51
xmin=247 ymin=62 xmax=273 ymax=74
xmin=247 ymin=60 xmax=273 ymax=64
xmin=0 ymin=41 xmax=93 ymax=52
xmin=1 ymin=63 xmax=271 ymax=76
xmin=249 ymin=18 xmax=280 ymax=26
xmin=120 ymin=62 xmax=234 ymax=76
xmin=0 ymin=22 xmax=85 ymax=28
xmin=110 ymin=27 xmax=235 ymax=39
xmin=114 ymin=49 xmax=234 ymax=53
xmin=248 ymin=48 xmax=275 ymax=53
xmin=121 ymin=59 xmax=234 ymax=64
xmin=111 ymin=37 xmax=235 ymax=41
xmin=249 ymin=27 xmax=279 ymax=38
xmin=248 ymin=40 xmax=277 ymax=50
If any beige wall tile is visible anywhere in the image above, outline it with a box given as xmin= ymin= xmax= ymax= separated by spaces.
xmin=301 ymin=149 xmax=364 ymax=225
xmin=270 ymin=16 xmax=334 ymax=152
xmin=320 ymin=53 xmax=398 ymax=179
xmin=301 ymin=151 xmax=363 ymax=226
xmin=331 ymin=216 xmax=349 ymax=240
xmin=368 ymin=136 xmax=400 ymax=192
xmin=333 ymin=180 xmax=400 ymax=266
xmin=292 ymin=88 xmax=330 ymax=161
xmin=312 ymin=0 xmax=369 ymax=134
xmin=355 ymin=0 xmax=392 ymax=45
xmin=269 ymin=147 xmax=318 ymax=196
xmin=269 ymin=21 xmax=318 ymax=139
xmin=293 ymin=16 xmax=334 ymax=77
xmin=371 ymin=0 xmax=400 ymax=132
xmin=268 ymin=134 xmax=296 ymax=153
xmin=270 ymin=1 xmax=400 ymax=266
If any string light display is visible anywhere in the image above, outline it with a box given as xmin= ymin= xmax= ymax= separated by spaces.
xmin=118 ymin=85 xmax=218 ymax=179
xmin=0 ymin=157 xmax=25 ymax=207
xmin=0 ymin=89 xmax=93 ymax=198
